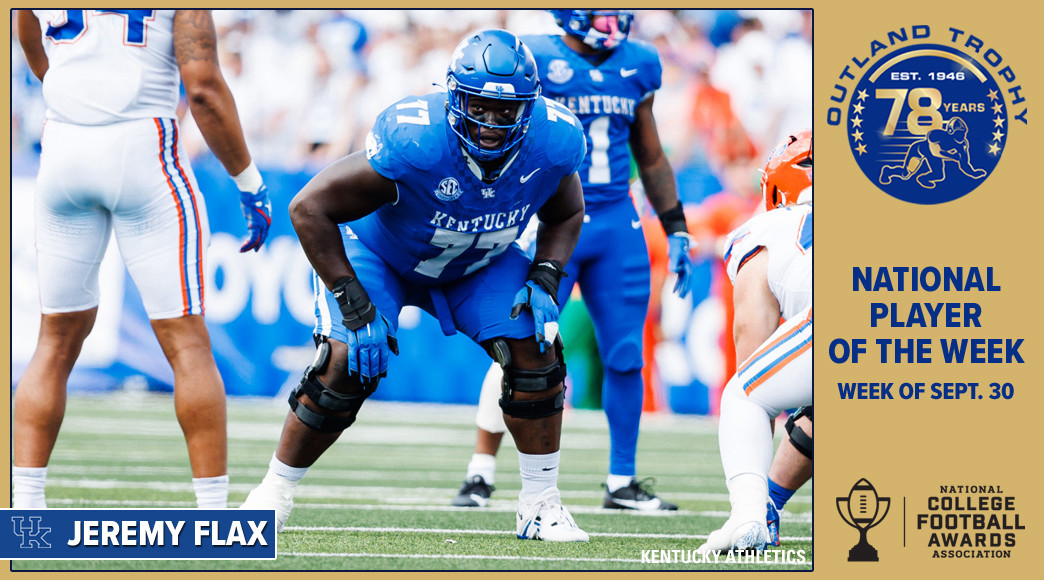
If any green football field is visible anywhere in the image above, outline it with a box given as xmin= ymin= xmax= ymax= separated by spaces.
xmin=13 ymin=392 xmax=813 ymax=571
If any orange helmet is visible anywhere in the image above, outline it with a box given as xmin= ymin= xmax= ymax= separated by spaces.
xmin=761 ymin=129 xmax=813 ymax=211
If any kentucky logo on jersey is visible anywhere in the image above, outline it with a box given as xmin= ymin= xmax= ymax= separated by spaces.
xmin=827 ymin=26 xmax=1028 ymax=205
xmin=435 ymin=177 xmax=463 ymax=202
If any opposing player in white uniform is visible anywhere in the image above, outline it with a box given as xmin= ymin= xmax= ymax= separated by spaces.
xmin=698 ymin=130 xmax=813 ymax=553
xmin=14 ymin=9 xmax=271 ymax=509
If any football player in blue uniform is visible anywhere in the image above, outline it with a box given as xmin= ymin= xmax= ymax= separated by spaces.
xmin=241 ymin=29 xmax=591 ymax=542
xmin=453 ymin=10 xmax=693 ymax=511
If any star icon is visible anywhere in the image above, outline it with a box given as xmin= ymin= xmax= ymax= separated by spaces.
xmin=851 ymin=116 xmax=863 ymax=128
xmin=853 ymin=102 xmax=865 ymax=115
xmin=988 ymin=142 xmax=1000 ymax=155
xmin=857 ymin=89 xmax=869 ymax=101
xmin=851 ymin=129 xmax=864 ymax=141
xmin=993 ymin=116 xmax=1005 ymax=128
xmin=856 ymin=143 xmax=867 ymax=155
xmin=992 ymin=102 xmax=1003 ymax=115
xmin=993 ymin=129 xmax=1005 ymax=141
xmin=987 ymin=89 xmax=999 ymax=101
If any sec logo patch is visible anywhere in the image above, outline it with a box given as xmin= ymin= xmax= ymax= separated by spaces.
xmin=828 ymin=27 xmax=1029 ymax=205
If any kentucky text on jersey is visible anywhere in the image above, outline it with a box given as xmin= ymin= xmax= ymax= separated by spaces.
xmin=356 ymin=92 xmax=585 ymax=284
xmin=429 ymin=204 xmax=532 ymax=233
xmin=552 ymin=95 xmax=638 ymax=117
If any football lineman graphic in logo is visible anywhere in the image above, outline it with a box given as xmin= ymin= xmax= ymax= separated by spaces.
xmin=435 ymin=177 xmax=462 ymax=201
xmin=878 ymin=116 xmax=987 ymax=189
xmin=847 ymin=44 xmax=1005 ymax=204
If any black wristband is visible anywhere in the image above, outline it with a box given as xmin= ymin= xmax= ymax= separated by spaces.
xmin=658 ymin=202 xmax=688 ymax=237
xmin=331 ymin=276 xmax=376 ymax=331
xmin=526 ymin=260 xmax=566 ymax=305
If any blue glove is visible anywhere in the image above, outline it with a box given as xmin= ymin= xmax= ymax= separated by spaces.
xmin=239 ymin=184 xmax=272 ymax=253
xmin=667 ymin=233 xmax=695 ymax=298
xmin=333 ymin=276 xmax=398 ymax=384
xmin=511 ymin=281 xmax=560 ymax=354
xmin=345 ymin=312 xmax=398 ymax=383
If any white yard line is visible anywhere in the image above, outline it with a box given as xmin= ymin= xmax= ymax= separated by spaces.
xmin=280 ymin=550 xmax=813 ymax=565
xmin=45 ymin=496 xmax=813 ymax=522
xmin=286 ymin=525 xmax=813 ymax=542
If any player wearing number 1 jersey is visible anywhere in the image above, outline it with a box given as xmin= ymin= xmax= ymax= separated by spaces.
xmin=13 ymin=9 xmax=271 ymax=509
xmin=453 ymin=10 xmax=693 ymax=512
xmin=242 ymin=29 xmax=592 ymax=541
xmin=698 ymin=130 xmax=813 ymax=554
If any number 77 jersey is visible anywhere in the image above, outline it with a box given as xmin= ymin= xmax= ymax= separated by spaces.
xmin=724 ymin=204 xmax=813 ymax=321
xmin=350 ymin=92 xmax=586 ymax=285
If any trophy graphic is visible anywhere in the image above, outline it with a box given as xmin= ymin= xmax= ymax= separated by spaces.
xmin=836 ymin=478 xmax=890 ymax=561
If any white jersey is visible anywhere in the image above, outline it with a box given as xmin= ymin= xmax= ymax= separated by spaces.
xmin=33 ymin=10 xmax=180 ymax=125
xmin=724 ymin=203 xmax=813 ymax=320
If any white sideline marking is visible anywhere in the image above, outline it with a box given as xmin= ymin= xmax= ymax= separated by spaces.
xmin=44 ymin=477 xmax=809 ymax=506
xmin=44 ymin=498 xmax=812 ymax=525
xmin=281 ymin=551 xmax=812 ymax=565
xmin=287 ymin=525 xmax=812 ymax=542
xmin=283 ymin=551 xmax=642 ymax=563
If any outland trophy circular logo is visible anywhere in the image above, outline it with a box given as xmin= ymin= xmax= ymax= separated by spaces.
xmin=828 ymin=26 xmax=1029 ymax=204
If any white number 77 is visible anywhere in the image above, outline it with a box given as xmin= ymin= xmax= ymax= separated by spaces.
xmin=414 ymin=227 xmax=519 ymax=278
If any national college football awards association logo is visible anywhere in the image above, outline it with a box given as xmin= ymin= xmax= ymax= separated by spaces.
xmin=828 ymin=26 xmax=1029 ymax=204
xmin=837 ymin=478 xmax=890 ymax=562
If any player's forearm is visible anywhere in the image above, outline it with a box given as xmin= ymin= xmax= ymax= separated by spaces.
xmin=17 ymin=11 xmax=48 ymax=81
xmin=289 ymin=192 xmax=357 ymax=289
xmin=184 ymin=79 xmax=252 ymax=177
xmin=640 ymin=155 xmax=682 ymax=216
xmin=532 ymin=209 xmax=584 ymax=268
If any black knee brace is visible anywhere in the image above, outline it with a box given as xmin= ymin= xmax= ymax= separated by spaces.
xmin=288 ymin=337 xmax=378 ymax=433
xmin=490 ymin=337 xmax=567 ymax=419
xmin=784 ymin=406 xmax=813 ymax=459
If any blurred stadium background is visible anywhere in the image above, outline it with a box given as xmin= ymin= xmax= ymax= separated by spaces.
xmin=9 ymin=9 xmax=813 ymax=570
xmin=10 ymin=8 xmax=812 ymax=416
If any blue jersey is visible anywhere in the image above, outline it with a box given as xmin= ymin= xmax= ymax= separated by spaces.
xmin=521 ymin=35 xmax=662 ymax=209
xmin=351 ymin=92 xmax=586 ymax=285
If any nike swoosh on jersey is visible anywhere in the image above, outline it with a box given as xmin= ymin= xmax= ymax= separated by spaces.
xmin=631 ymin=219 xmax=642 ymax=229
xmin=620 ymin=68 xmax=638 ymax=77
xmin=520 ymin=168 xmax=541 ymax=183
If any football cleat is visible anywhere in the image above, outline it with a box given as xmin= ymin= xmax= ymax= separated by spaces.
xmin=516 ymin=488 xmax=589 ymax=542
xmin=452 ymin=475 xmax=494 ymax=508
xmin=765 ymin=501 xmax=781 ymax=548
xmin=697 ymin=516 xmax=770 ymax=555
xmin=602 ymin=478 xmax=678 ymax=511
xmin=240 ymin=483 xmax=294 ymax=532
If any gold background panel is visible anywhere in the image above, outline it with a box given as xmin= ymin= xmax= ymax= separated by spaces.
xmin=817 ymin=1 xmax=1040 ymax=579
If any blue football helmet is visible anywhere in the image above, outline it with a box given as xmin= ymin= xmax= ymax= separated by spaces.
xmin=447 ymin=29 xmax=540 ymax=163
xmin=551 ymin=10 xmax=634 ymax=51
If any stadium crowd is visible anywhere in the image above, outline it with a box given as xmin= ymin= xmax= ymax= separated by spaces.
xmin=12 ymin=9 xmax=811 ymax=201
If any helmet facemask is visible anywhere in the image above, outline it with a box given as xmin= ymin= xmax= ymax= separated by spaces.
xmin=446 ymin=30 xmax=541 ymax=164
xmin=760 ymin=130 xmax=814 ymax=211
xmin=447 ymin=77 xmax=539 ymax=163
xmin=553 ymin=10 xmax=633 ymax=51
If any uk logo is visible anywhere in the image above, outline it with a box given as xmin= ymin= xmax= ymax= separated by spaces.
xmin=435 ymin=177 xmax=462 ymax=202
xmin=828 ymin=26 xmax=1029 ymax=204
xmin=11 ymin=516 xmax=52 ymax=549
xmin=481 ymin=187 xmax=496 ymax=199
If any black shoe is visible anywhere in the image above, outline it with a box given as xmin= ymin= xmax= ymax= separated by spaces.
xmin=602 ymin=478 xmax=678 ymax=511
xmin=452 ymin=475 xmax=494 ymax=507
